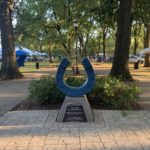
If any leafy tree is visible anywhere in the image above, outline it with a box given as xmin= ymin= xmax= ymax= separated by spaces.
xmin=0 ymin=0 xmax=22 ymax=79
xmin=90 ymin=0 xmax=117 ymax=60
xmin=15 ymin=0 xmax=98 ymax=61
xmin=133 ymin=0 xmax=150 ymax=66
xmin=131 ymin=22 xmax=144 ymax=55
xmin=141 ymin=0 xmax=150 ymax=67
xmin=131 ymin=2 xmax=144 ymax=55
xmin=110 ymin=0 xmax=133 ymax=80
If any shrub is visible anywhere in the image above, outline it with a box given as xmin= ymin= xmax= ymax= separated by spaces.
xmin=28 ymin=75 xmax=64 ymax=104
xmin=88 ymin=77 xmax=141 ymax=110
xmin=65 ymin=76 xmax=85 ymax=87
xmin=28 ymin=75 xmax=141 ymax=110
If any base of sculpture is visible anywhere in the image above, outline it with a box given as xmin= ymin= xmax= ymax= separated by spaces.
xmin=56 ymin=95 xmax=94 ymax=122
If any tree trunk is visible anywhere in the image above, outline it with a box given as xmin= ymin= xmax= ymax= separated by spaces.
xmin=102 ymin=28 xmax=106 ymax=60
xmin=133 ymin=36 xmax=138 ymax=55
xmin=133 ymin=23 xmax=138 ymax=55
xmin=110 ymin=0 xmax=133 ymax=81
xmin=48 ymin=47 xmax=53 ymax=63
xmin=144 ymin=24 xmax=150 ymax=67
xmin=133 ymin=25 xmax=138 ymax=55
xmin=0 ymin=0 xmax=22 ymax=79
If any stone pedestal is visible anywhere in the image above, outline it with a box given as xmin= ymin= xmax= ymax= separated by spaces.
xmin=56 ymin=95 xmax=94 ymax=122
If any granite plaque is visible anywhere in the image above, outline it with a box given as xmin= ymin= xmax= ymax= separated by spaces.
xmin=63 ymin=104 xmax=87 ymax=122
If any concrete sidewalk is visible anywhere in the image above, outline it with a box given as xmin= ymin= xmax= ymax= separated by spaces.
xmin=0 ymin=79 xmax=30 ymax=116
xmin=0 ymin=110 xmax=150 ymax=150
xmin=0 ymin=69 xmax=51 ymax=117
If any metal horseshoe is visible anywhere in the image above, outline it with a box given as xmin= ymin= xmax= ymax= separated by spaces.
xmin=55 ymin=57 xmax=95 ymax=97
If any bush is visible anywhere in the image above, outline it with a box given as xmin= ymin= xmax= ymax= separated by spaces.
xmin=28 ymin=75 xmax=141 ymax=110
xmin=28 ymin=76 xmax=64 ymax=104
xmin=88 ymin=77 xmax=141 ymax=110
xmin=65 ymin=76 xmax=85 ymax=87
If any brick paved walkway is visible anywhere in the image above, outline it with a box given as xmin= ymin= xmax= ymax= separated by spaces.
xmin=0 ymin=110 xmax=150 ymax=150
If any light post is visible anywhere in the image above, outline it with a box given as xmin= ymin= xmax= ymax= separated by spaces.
xmin=73 ymin=19 xmax=79 ymax=74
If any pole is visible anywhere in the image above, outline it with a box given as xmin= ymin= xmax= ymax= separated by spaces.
xmin=73 ymin=19 xmax=79 ymax=74
xmin=75 ymin=30 xmax=77 ymax=68
xmin=75 ymin=30 xmax=79 ymax=74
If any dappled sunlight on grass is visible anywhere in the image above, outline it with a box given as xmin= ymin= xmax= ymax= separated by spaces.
xmin=19 ymin=62 xmax=58 ymax=79
xmin=20 ymin=61 xmax=150 ymax=82
xmin=19 ymin=62 xmax=59 ymax=73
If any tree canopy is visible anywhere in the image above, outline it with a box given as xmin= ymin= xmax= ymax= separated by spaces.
xmin=0 ymin=0 xmax=150 ymax=80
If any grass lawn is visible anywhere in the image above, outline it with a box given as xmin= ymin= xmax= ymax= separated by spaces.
xmin=19 ymin=61 xmax=59 ymax=73
xmin=19 ymin=61 xmax=150 ymax=82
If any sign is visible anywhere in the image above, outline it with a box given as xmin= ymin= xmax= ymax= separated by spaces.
xmin=63 ymin=104 xmax=87 ymax=122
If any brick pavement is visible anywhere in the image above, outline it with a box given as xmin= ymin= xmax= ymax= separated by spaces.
xmin=0 ymin=110 xmax=150 ymax=150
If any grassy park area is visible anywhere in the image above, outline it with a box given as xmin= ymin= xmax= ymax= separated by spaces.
xmin=19 ymin=62 xmax=57 ymax=73
xmin=14 ymin=61 xmax=150 ymax=111
xmin=20 ymin=61 xmax=150 ymax=81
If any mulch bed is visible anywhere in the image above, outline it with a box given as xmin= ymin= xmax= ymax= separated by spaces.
xmin=12 ymin=100 xmax=62 ymax=111
xmin=12 ymin=100 xmax=141 ymax=111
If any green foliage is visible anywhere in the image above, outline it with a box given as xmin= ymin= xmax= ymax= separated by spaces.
xmin=65 ymin=76 xmax=86 ymax=87
xmin=133 ymin=0 xmax=150 ymax=25
xmin=14 ymin=0 xmax=120 ymax=59
xmin=28 ymin=76 xmax=64 ymax=104
xmin=14 ymin=0 xmax=150 ymax=62
xmin=29 ymin=75 xmax=141 ymax=110
xmin=88 ymin=77 xmax=141 ymax=110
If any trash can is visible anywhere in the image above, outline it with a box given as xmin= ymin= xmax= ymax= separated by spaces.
xmin=36 ymin=62 xmax=39 ymax=69
xmin=134 ymin=62 xmax=139 ymax=69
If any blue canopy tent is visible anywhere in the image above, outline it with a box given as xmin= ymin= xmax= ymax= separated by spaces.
xmin=0 ymin=46 xmax=46 ymax=66
xmin=16 ymin=49 xmax=28 ymax=67
xmin=16 ymin=46 xmax=36 ymax=67
xmin=0 ymin=46 xmax=30 ymax=67
xmin=20 ymin=47 xmax=35 ymax=55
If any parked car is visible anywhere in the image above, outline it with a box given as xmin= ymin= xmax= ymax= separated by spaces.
xmin=129 ymin=55 xmax=144 ymax=63
xmin=107 ymin=56 xmax=114 ymax=62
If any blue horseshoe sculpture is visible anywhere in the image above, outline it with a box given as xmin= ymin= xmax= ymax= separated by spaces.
xmin=55 ymin=57 xmax=95 ymax=97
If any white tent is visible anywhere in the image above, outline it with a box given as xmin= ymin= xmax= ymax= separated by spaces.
xmin=139 ymin=47 xmax=150 ymax=55
xmin=0 ymin=46 xmax=34 ymax=55
xmin=33 ymin=51 xmax=43 ymax=56
xmin=19 ymin=47 xmax=35 ymax=56
xmin=41 ymin=52 xmax=48 ymax=56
